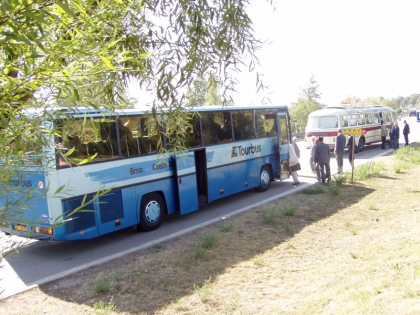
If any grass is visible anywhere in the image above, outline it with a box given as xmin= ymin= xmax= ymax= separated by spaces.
xmin=261 ymin=208 xmax=277 ymax=223
xmin=93 ymin=276 xmax=110 ymax=295
xmin=3 ymin=145 xmax=420 ymax=315
xmin=194 ymin=276 xmax=212 ymax=302
xmin=301 ymin=187 xmax=324 ymax=195
xmin=198 ymin=234 xmax=219 ymax=249
xmin=282 ymin=204 xmax=297 ymax=216
xmin=93 ymin=297 xmax=115 ymax=315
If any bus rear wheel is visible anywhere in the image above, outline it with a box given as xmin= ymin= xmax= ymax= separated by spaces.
xmin=138 ymin=193 xmax=165 ymax=231
xmin=256 ymin=165 xmax=271 ymax=192
xmin=358 ymin=137 xmax=365 ymax=152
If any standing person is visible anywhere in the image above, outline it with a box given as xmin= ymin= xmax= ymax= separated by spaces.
xmin=347 ymin=135 xmax=355 ymax=167
xmin=312 ymin=138 xmax=321 ymax=181
xmin=314 ymin=136 xmax=331 ymax=184
xmin=392 ymin=122 xmax=400 ymax=149
xmin=388 ymin=122 xmax=394 ymax=148
xmin=308 ymin=136 xmax=316 ymax=173
xmin=403 ymin=120 xmax=410 ymax=146
xmin=292 ymin=136 xmax=300 ymax=158
xmin=288 ymin=143 xmax=300 ymax=186
xmin=334 ymin=128 xmax=346 ymax=174
xmin=380 ymin=120 xmax=387 ymax=149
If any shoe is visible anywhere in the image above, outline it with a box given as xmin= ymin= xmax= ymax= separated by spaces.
xmin=292 ymin=182 xmax=300 ymax=186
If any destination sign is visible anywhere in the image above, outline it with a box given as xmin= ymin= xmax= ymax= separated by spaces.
xmin=342 ymin=128 xmax=362 ymax=136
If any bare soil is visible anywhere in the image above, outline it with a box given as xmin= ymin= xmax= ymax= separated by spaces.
xmin=1 ymin=150 xmax=420 ymax=315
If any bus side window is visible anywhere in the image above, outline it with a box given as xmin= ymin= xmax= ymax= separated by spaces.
xmin=232 ymin=110 xmax=255 ymax=141
xmin=340 ymin=115 xmax=348 ymax=127
xmin=357 ymin=114 xmax=365 ymax=125
xmin=373 ymin=113 xmax=380 ymax=124
xmin=257 ymin=110 xmax=276 ymax=137
xmin=365 ymin=113 xmax=373 ymax=124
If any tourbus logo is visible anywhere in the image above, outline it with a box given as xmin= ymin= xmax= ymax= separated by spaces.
xmin=231 ymin=144 xmax=262 ymax=158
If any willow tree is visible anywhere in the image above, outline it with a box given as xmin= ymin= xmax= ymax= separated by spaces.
xmin=0 ymin=0 xmax=271 ymax=239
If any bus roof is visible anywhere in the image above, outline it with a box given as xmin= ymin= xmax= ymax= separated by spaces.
xmin=22 ymin=105 xmax=290 ymax=118
xmin=309 ymin=106 xmax=394 ymax=116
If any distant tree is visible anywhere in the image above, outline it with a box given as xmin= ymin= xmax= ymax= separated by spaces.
xmin=186 ymin=77 xmax=208 ymax=107
xmin=204 ymin=77 xmax=222 ymax=106
xmin=290 ymin=75 xmax=323 ymax=131
xmin=300 ymin=74 xmax=322 ymax=102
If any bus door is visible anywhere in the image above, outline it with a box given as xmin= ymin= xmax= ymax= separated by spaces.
xmin=175 ymin=149 xmax=207 ymax=215
xmin=277 ymin=113 xmax=290 ymax=180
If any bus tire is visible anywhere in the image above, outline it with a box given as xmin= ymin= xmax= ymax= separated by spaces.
xmin=256 ymin=165 xmax=271 ymax=192
xmin=138 ymin=193 xmax=165 ymax=231
xmin=358 ymin=137 xmax=365 ymax=152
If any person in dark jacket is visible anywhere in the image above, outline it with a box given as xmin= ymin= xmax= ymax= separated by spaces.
xmin=334 ymin=128 xmax=346 ymax=174
xmin=392 ymin=122 xmax=400 ymax=149
xmin=388 ymin=122 xmax=394 ymax=148
xmin=403 ymin=120 xmax=410 ymax=146
xmin=314 ymin=136 xmax=331 ymax=184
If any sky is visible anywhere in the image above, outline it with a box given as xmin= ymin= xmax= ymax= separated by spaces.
xmin=130 ymin=0 xmax=420 ymax=107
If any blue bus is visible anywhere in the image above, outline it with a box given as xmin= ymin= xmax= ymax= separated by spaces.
xmin=0 ymin=105 xmax=292 ymax=241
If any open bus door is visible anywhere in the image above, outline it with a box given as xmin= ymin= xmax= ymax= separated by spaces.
xmin=277 ymin=112 xmax=291 ymax=180
xmin=175 ymin=149 xmax=207 ymax=215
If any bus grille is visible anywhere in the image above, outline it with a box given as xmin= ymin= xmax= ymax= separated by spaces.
xmin=64 ymin=196 xmax=95 ymax=234
xmin=99 ymin=190 xmax=123 ymax=224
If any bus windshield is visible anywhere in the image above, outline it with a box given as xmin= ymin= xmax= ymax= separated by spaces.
xmin=307 ymin=116 xmax=338 ymax=129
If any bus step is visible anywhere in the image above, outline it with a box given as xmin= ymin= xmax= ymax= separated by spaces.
xmin=198 ymin=195 xmax=207 ymax=205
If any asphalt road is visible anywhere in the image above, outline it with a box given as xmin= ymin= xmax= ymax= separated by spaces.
xmin=1 ymin=115 xmax=418 ymax=299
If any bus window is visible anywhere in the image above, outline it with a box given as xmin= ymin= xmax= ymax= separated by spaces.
xmin=340 ymin=115 xmax=349 ymax=127
xmin=307 ymin=116 xmax=320 ymax=129
xmin=373 ymin=113 xmax=380 ymax=124
xmin=319 ymin=116 xmax=338 ymax=129
xmin=232 ymin=110 xmax=256 ymax=141
xmin=59 ymin=118 xmax=119 ymax=166
xmin=257 ymin=109 xmax=277 ymax=137
xmin=119 ymin=115 xmax=162 ymax=156
xmin=357 ymin=114 xmax=365 ymax=125
xmin=201 ymin=111 xmax=232 ymax=145
xmin=384 ymin=112 xmax=391 ymax=123
xmin=185 ymin=113 xmax=202 ymax=148
xmin=348 ymin=115 xmax=357 ymax=126
xmin=365 ymin=113 xmax=373 ymax=124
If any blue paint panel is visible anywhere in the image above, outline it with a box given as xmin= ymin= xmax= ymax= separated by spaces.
xmin=233 ymin=159 xmax=258 ymax=193
xmin=64 ymin=196 xmax=96 ymax=235
xmin=207 ymin=165 xmax=234 ymax=203
xmin=176 ymin=152 xmax=198 ymax=215
xmin=99 ymin=190 xmax=123 ymax=224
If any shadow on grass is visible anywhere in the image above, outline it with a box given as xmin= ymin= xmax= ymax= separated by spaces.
xmin=26 ymin=181 xmax=378 ymax=314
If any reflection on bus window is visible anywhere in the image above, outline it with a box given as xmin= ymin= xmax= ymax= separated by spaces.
xmin=365 ymin=113 xmax=373 ymax=124
xmin=357 ymin=114 xmax=365 ymax=125
xmin=307 ymin=116 xmax=320 ymax=129
xmin=373 ymin=113 xmax=380 ymax=124
xmin=185 ymin=113 xmax=202 ymax=148
xmin=278 ymin=115 xmax=289 ymax=144
xmin=232 ymin=110 xmax=256 ymax=141
xmin=319 ymin=116 xmax=338 ymax=129
xmin=201 ymin=111 xmax=232 ymax=145
xmin=340 ymin=115 xmax=349 ymax=127
xmin=257 ymin=109 xmax=277 ymax=137
xmin=58 ymin=118 xmax=118 ymax=166
xmin=118 ymin=115 xmax=161 ymax=157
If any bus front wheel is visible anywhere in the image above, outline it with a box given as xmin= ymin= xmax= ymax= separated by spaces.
xmin=138 ymin=193 xmax=165 ymax=231
xmin=358 ymin=137 xmax=365 ymax=152
xmin=256 ymin=165 xmax=271 ymax=192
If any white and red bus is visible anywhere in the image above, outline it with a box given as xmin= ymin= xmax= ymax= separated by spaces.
xmin=305 ymin=106 xmax=397 ymax=152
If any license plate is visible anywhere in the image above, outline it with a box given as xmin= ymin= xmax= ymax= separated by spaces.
xmin=14 ymin=224 xmax=27 ymax=232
